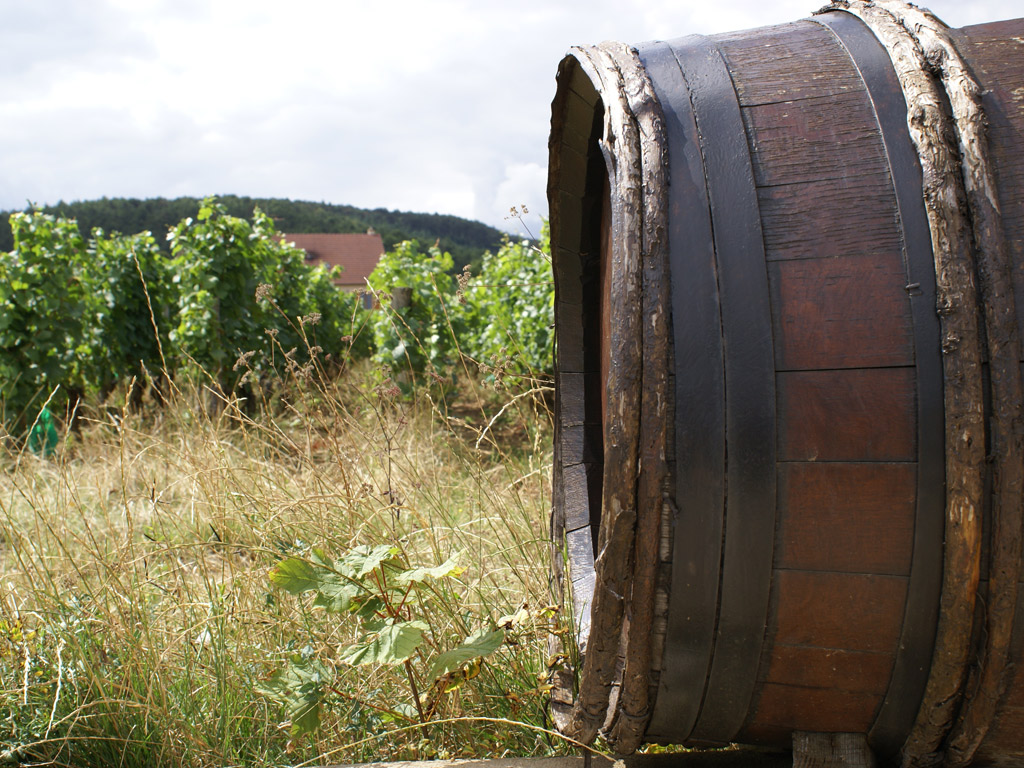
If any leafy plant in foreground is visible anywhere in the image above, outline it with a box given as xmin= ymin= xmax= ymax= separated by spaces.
xmin=263 ymin=544 xmax=505 ymax=739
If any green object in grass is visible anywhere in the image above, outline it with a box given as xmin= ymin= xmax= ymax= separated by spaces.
xmin=27 ymin=406 xmax=58 ymax=457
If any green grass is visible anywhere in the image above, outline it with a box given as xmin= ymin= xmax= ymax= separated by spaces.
xmin=0 ymin=365 xmax=566 ymax=767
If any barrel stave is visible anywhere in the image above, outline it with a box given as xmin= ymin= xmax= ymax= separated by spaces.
xmin=706 ymin=19 xmax=922 ymax=748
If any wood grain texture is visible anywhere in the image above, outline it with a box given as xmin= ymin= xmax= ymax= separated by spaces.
xmin=558 ymin=422 xmax=603 ymax=467
xmin=566 ymin=525 xmax=596 ymax=655
xmin=742 ymin=91 xmax=889 ymax=189
xmin=561 ymin=43 xmax=647 ymax=747
xmin=562 ymin=76 xmax=600 ymax=148
xmin=972 ymin=705 xmax=1024 ymax=763
xmin=549 ymin=52 xmax=605 ymax=738
xmin=954 ymin=22 xmax=1024 ymax=360
xmin=766 ymin=646 xmax=894 ymax=695
xmin=811 ymin=7 xmax=988 ymax=766
xmin=556 ymin=141 xmax=591 ymax=198
xmin=599 ymin=180 xmax=612 ymax=433
xmin=769 ymin=253 xmax=915 ymax=371
xmin=604 ymin=40 xmax=672 ymax=753
xmin=777 ymin=368 xmax=917 ymax=462
xmin=757 ymin=174 xmax=902 ymax=262
xmin=940 ymin=23 xmax=1024 ymax=766
xmin=718 ymin=21 xmax=862 ymax=106
xmin=749 ymin=684 xmax=882 ymax=734
xmin=560 ymin=462 xmax=598 ymax=533
xmin=777 ymin=462 xmax=916 ymax=576
xmin=773 ymin=570 xmax=907 ymax=653
xmin=555 ymin=251 xmax=584 ymax=304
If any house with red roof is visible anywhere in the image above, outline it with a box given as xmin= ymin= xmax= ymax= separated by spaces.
xmin=281 ymin=231 xmax=384 ymax=292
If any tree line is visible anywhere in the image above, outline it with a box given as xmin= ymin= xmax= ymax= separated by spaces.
xmin=0 ymin=195 xmax=510 ymax=272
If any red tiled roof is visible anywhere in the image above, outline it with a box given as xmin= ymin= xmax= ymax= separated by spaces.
xmin=281 ymin=232 xmax=384 ymax=288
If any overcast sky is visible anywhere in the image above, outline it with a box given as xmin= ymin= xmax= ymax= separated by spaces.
xmin=0 ymin=0 xmax=1018 ymax=236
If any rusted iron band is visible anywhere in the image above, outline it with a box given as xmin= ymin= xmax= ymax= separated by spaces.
xmin=659 ymin=33 xmax=778 ymax=746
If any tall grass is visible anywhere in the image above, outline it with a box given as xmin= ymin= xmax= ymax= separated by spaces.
xmin=0 ymin=361 xmax=563 ymax=767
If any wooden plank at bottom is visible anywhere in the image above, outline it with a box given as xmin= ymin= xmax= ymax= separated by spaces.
xmin=793 ymin=731 xmax=877 ymax=768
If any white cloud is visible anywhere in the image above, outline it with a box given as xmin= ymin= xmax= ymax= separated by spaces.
xmin=0 ymin=0 xmax=1019 ymax=228
xmin=493 ymin=163 xmax=547 ymax=236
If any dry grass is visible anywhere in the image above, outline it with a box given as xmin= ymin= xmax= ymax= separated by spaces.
xmin=0 ymin=367 xmax=564 ymax=767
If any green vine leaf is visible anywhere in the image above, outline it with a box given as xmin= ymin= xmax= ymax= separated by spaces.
xmin=394 ymin=552 xmax=464 ymax=586
xmin=257 ymin=656 xmax=330 ymax=736
xmin=312 ymin=575 xmax=358 ymax=613
xmin=338 ymin=543 xmax=401 ymax=578
xmin=339 ymin=619 xmax=428 ymax=666
xmin=269 ymin=557 xmax=322 ymax=595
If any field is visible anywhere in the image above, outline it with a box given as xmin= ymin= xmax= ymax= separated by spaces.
xmin=0 ymin=365 xmax=568 ymax=767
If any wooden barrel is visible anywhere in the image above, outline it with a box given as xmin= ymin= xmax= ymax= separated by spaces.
xmin=547 ymin=2 xmax=1024 ymax=766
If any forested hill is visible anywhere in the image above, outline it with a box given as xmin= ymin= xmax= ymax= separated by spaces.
xmin=0 ymin=196 xmax=509 ymax=269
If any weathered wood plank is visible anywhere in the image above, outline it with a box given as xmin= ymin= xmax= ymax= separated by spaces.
xmin=769 ymin=252 xmax=915 ymax=370
xmin=777 ymin=368 xmax=916 ymax=461
xmin=773 ymin=570 xmax=907 ymax=653
xmin=757 ymin=174 xmax=902 ymax=262
xmin=955 ymin=22 xmax=1024 ymax=358
xmin=718 ymin=21 xmax=862 ymax=106
xmin=554 ymin=248 xmax=585 ymax=306
xmin=777 ymin=463 xmax=915 ymax=576
xmin=559 ymin=422 xmax=602 ymax=466
xmin=555 ymin=141 xmax=591 ymax=199
xmin=742 ymin=91 xmax=889 ymax=188
xmin=765 ymin=645 xmax=894 ymax=695
xmin=749 ymin=683 xmax=881 ymax=733
xmin=561 ymin=462 xmax=595 ymax=533
xmin=972 ymin=705 xmax=1024 ymax=762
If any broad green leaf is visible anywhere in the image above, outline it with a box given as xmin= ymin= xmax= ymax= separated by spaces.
xmin=355 ymin=596 xmax=385 ymax=621
xmin=394 ymin=552 xmax=465 ymax=586
xmin=257 ymin=656 xmax=329 ymax=736
xmin=312 ymin=573 xmax=357 ymax=612
xmin=339 ymin=544 xmax=400 ymax=579
xmin=269 ymin=557 xmax=321 ymax=594
xmin=288 ymin=691 xmax=321 ymax=736
xmin=338 ymin=619 xmax=427 ymax=666
xmin=361 ymin=617 xmax=388 ymax=633
xmin=428 ymin=628 xmax=505 ymax=680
